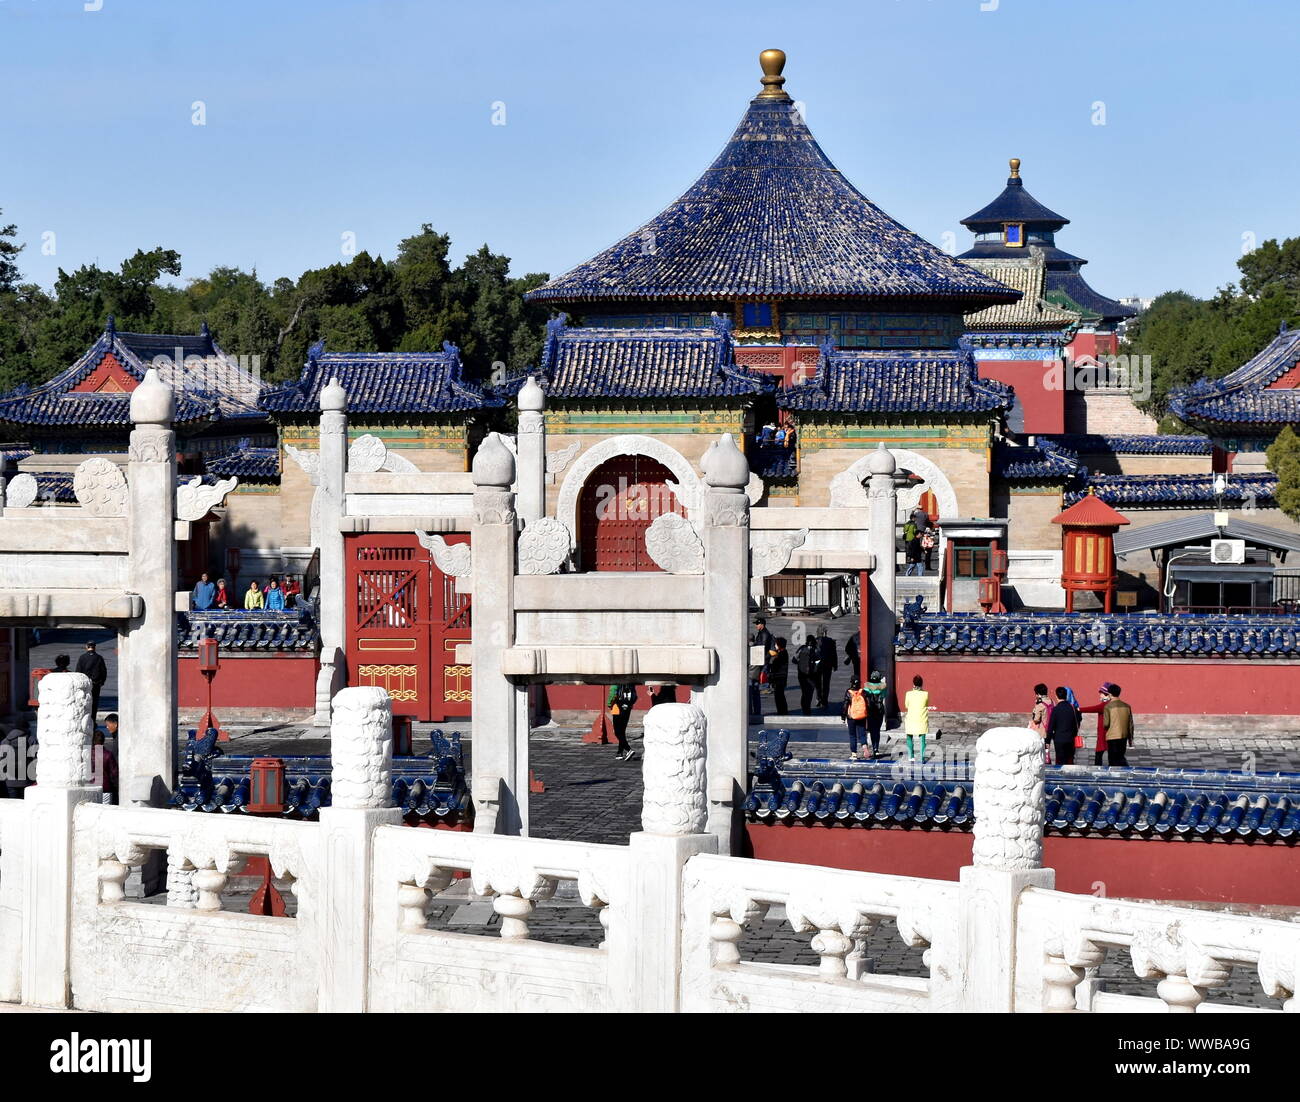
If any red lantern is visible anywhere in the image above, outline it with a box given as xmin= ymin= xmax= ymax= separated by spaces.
xmin=28 ymin=667 xmax=51 ymax=708
xmin=247 ymin=758 xmax=285 ymax=814
xmin=198 ymin=636 xmax=219 ymax=674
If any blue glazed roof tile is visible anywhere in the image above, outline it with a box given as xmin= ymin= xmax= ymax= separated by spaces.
xmin=777 ymin=346 xmax=1012 ymax=415
xmin=177 ymin=609 xmax=319 ymax=652
xmin=960 ymin=168 xmax=1070 ymax=230
xmin=0 ymin=321 xmax=263 ymax=429
xmin=206 ymin=439 xmax=280 ymax=481
xmin=510 ymin=314 xmax=774 ymax=401
xmin=261 ymin=342 xmax=499 ymax=416
xmin=527 ymin=86 xmax=1017 ymax=309
xmin=1072 ymin=472 xmax=1277 ymax=508
xmin=1042 ymin=434 xmax=1212 ymax=456
xmin=1169 ymin=327 xmax=1300 ymax=426
xmin=995 ymin=439 xmax=1085 ymax=481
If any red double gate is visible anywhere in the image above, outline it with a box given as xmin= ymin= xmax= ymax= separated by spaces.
xmin=344 ymin=532 xmax=471 ymax=722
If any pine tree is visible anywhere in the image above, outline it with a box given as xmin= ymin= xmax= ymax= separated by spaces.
xmin=1267 ymin=425 xmax=1300 ymax=522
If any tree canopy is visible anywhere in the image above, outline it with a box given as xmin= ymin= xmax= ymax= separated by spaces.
xmin=0 ymin=217 xmax=552 ymax=393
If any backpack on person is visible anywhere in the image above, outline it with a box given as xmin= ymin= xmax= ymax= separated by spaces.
xmin=847 ymin=689 xmax=868 ymax=720
xmin=903 ymin=520 xmax=918 ymax=543
xmin=796 ymin=643 xmax=815 ymax=678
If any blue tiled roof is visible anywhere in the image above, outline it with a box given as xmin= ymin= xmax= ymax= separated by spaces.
xmin=0 ymin=446 xmax=33 ymax=465
xmin=206 ymin=440 xmax=280 ymax=481
xmin=514 ymin=314 xmax=774 ymax=401
xmin=960 ymin=169 xmax=1070 ymax=230
xmin=1169 ymin=327 xmax=1300 ymax=426
xmin=994 ymin=439 xmax=1085 ymax=481
xmin=0 ymin=321 xmax=263 ymax=428
xmin=750 ymin=442 xmax=798 ymax=479
xmin=1043 ymin=434 xmax=1211 ymax=456
xmin=177 ymin=610 xmax=319 ymax=652
xmin=261 ymin=341 xmax=499 ymax=416
xmin=1043 ymin=268 xmax=1137 ymax=323
xmin=746 ymin=732 xmax=1300 ymax=840
xmin=1072 ymin=472 xmax=1277 ymax=508
xmin=526 ymin=92 xmax=1018 ymax=309
xmin=896 ymin=608 xmax=1300 ymax=657
xmin=777 ymin=346 xmax=1013 ymax=415
xmin=171 ymin=730 xmax=470 ymax=824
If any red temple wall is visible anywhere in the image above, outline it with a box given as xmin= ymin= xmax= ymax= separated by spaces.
xmin=743 ymin=825 xmax=1300 ymax=906
xmin=976 ymin=359 xmax=1065 ymax=435
xmin=178 ymin=654 xmax=316 ymax=709
xmin=896 ymin=655 xmax=1300 ymax=716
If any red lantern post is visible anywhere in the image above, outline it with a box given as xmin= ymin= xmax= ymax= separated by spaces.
xmin=197 ymin=636 xmax=229 ymax=741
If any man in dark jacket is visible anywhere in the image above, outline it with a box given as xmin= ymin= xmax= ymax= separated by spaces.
xmin=1045 ymin=686 xmax=1079 ymax=765
xmin=75 ymin=641 xmax=108 ymax=722
xmin=767 ymin=637 xmax=790 ymax=715
xmin=794 ymin=639 xmax=817 ymax=716
xmin=814 ymin=626 xmax=838 ymax=710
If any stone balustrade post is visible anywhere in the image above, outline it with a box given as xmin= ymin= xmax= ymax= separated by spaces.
xmin=123 ymin=369 xmax=177 ymax=805
xmin=865 ymin=444 xmax=898 ymax=694
xmin=22 ymin=672 xmax=101 ymax=1008
xmin=314 ymin=379 xmax=349 ymax=726
xmin=319 ymin=686 xmax=403 ymax=1012
xmin=515 ymin=376 xmax=546 ymax=527
xmin=697 ymin=434 xmax=750 ymax=855
xmin=616 ymin=702 xmax=717 ymax=1012
xmin=468 ymin=433 xmax=522 ymax=835
xmin=956 ymin=726 xmax=1054 ymax=1012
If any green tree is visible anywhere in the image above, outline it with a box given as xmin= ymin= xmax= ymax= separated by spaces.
xmin=1267 ymin=425 xmax=1300 ymax=522
xmin=0 ymin=210 xmax=23 ymax=293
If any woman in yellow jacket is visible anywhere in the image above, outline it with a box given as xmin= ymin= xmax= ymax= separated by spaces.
xmin=903 ymin=675 xmax=936 ymax=762
xmin=244 ymin=580 xmax=265 ymax=609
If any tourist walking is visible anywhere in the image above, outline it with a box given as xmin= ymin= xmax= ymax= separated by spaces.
xmin=1103 ymin=683 xmax=1134 ymax=767
xmin=921 ymin=524 xmax=937 ymax=574
xmin=244 ymin=580 xmax=265 ymax=609
xmin=844 ymin=630 xmax=860 ymax=682
xmin=863 ymin=669 xmax=887 ymax=758
xmin=1028 ymin=682 xmax=1051 ymax=738
xmin=192 ymin=572 xmax=216 ymax=611
xmin=75 ymin=640 xmax=108 ymax=722
xmin=606 ymin=683 xmax=638 ymax=761
xmin=752 ymin=617 xmax=775 ymax=677
xmin=768 ymin=637 xmax=789 ymax=715
xmin=902 ymin=517 xmax=923 ymax=576
xmin=794 ymin=636 xmax=817 ymax=716
xmin=814 ymin=625 xmax=838 ymax=710
xmin=903 ymin=675 xmax=934 ymax=762
xmin=1079 ymin=687 xmax=1109 ymax=765
xmin=842 ymin=679 xmax=869 ymax=760
xmin=1045 ymin=686 xmax=1079 ymax=765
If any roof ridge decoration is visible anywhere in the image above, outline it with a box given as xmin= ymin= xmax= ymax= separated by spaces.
xmin=526 ymin=53 xmax=1019 ymax=309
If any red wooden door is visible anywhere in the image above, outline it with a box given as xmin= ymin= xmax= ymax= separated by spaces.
xmin=578 ymin=456 xmax=685 ymax=571
xmin=344 ymin=533 xmax=473 ymax=721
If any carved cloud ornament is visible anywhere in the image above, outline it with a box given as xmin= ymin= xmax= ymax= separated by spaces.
xmin=72 ymin=458 xmax=129 ymax=517
xmin=644 ymin=512 xmax=704 ymax=574
xmin=6 ymin=473 xmax=38 ymax=509
xmin=416 ymin=530 xmax=472 ymax=579
xmin=176 ymin=475 xmax=239 ymax=522
xmin=517 ymin=517 xmax=571 ymax=575
xmin=545 ymin=440 xmax=581 ymax=477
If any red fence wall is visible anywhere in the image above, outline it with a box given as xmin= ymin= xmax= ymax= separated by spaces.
xmin=744 ymin=824 xmax=1300 ymax=906
xmin=178 ymin=654 xmax=317 ymax=710
xmin=977 ymin=360 xmax=1065 ymax=435
xmin=897 ymin=655 xmax=1300 ymax=716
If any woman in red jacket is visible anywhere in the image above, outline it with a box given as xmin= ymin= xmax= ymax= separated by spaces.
xmin=1079 ymin=685 xmax=1111 ymax=766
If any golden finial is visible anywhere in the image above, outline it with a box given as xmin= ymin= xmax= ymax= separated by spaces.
xmin=757 ymin=49 xmax=790 ymax=100
xmin=1009 ymin=157 xmax=1021 ymax=179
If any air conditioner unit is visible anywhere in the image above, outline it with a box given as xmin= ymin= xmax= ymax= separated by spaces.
xmin=1209 ymin=539 xmax=1246 ymax=565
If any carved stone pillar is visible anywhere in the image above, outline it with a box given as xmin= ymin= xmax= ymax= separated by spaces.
xmin=956 ymin=725 xmax=1054 ymax=1012
xmin=865 ymin=443 xmax=898 ymax=693
xmin=314 ymin=378 xmax=349 ymax=726
xmin=124 ymin=368 xmax=178 ymax=805
xmin=698 ymin=434 xmax=750 ymax=855
xmin=22 ymin=672 xmax=100 ymax=1008
xmin=515 ymin=376 xmax=546 ymax=527
xmin=469 ymin=433 xmax=521 ymax=835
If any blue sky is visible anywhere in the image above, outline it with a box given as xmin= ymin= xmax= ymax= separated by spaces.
xmin=0 ymin=0 xmax=1295 ymax=300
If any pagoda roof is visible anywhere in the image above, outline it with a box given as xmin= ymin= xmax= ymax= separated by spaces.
xmin=1168 ymin=326 xmax=1300 ymax=426
xmin=0 ymin=319 xmax=262 ymax=429
xmin=962 ymin=256 xmax=1083 ymax=332
xmin=960 ymin=159 xmax=1070 ymax=230
xmin=1043 ymin=269 xmax=1137 ymax=324
xmin=777 ymin=346 xmax=1012 ymax=416
xmin=526 ymin=53 xmax=1018 ymax=311
xmin=260 ymin=342 xmax=499 ymax=417
xmin=206 ymin=440 xmax=280 ymax=482
xmin=1051 ymin=490 xmax=1130 ymax=527
xmin=505 ymin=314 xmax=774 ymax=401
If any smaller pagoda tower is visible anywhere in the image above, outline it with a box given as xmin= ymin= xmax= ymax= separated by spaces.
xmin=1051 ymin=489 xmax=1131 ymax=613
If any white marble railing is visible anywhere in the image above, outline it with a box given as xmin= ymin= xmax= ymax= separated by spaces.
xmin=369 ymin=826 xmax=635 ymax=1013
xmin=680 ymin=853 xmax=961 ymax=1012
xmin=1016 ymin=887 xmax=1300 ymax=1014
xmin=68 ymin=803 xmax=321 ymax=1013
